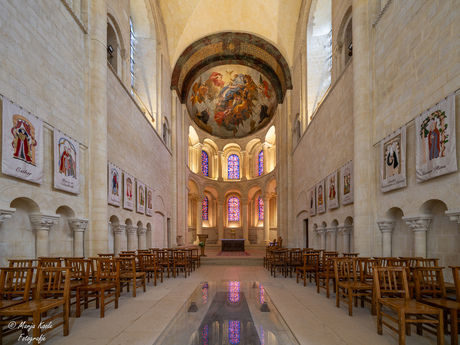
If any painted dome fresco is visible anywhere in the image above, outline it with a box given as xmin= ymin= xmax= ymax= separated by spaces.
xmin=186 ymin=65 xmax=277 ymax=139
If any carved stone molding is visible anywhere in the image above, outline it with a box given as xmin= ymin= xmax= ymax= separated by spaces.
xmin=29 ymin=213 xmax=60 ymax=231
xmin=315 ymin=228 xmax=327 ymax=236
xmin=326 ymin=227 xmax=338 ymax=236
xmin=112 ymin=224 xmax=126 ymax=235
xmin=0 ymin=208 xmax=14 ymax=224
xmin=68 ymin=218 xmax=89 ymax=232
xmin=126 ymin=225 xmax=137 ymax=236
xmin=377 ymin=219 xmax=396 ymax=233
xmin=338 ymin=225 xmax=353 ymax=236
xmin=138 ymin=227 xmax=147 ymax=236
xmin=402 ymin=215 xmax=433 ymax=232
xmin=445 ymin=210 xmax=460 ymax=224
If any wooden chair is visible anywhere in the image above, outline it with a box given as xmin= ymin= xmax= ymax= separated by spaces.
xmin=8 ymin=259 xmax=35 ymax=268
xmin=138 ymin=254 xmax=162 ymax=286
xmin=414 ymin=267 xmax=460 ymax=345
xmin=173 ymin=251 xmax=190 ymax=278
xmin=451 ymin=266 xmax=460 ymax=301
xmin=296 ymin=253 xmax=319 ymax=286
xmin=1 ymin=267 xmax=71 ymax=345
xmin=287 ymin=250 xmax=303 ymax=278
xmin=63 ymin=258 xmax=91 ymax=315
xmin=270 ymin=250 xmax=288 ymax=278
xmin=317 ymin=253 xmax=339 ymax=298
xmin=191 ymin=248 xmax=201 ymax=268
xmin=373 ymin=257 xmax=392 ymax=267
xmin=334 ymin=258 xmax=374 ymax=316
xmin=116 ymin=256 xmax=146 ymax=296
xmin=97 ymin=253 xmax=115 ymax=258
xmin=76 ymin=259 xmax=120 ymax=318
xmin=343 ymin=253 xmax=359 ymax=257
xmin=373 ymin=266 xmax=444 ymax=345
xmin=156 ymin=250 xmax=172 ymax=278
xmin=37 ymin=258 xmax=62 ymax=268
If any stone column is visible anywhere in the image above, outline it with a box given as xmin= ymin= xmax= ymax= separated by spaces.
xmin=317 ymin=228 xmax=327 ymax=250
xmin=339 ymin=226 xmax=352 ymax=253
xmin=241 ymin=151 xmax=247 ymax=180
xmin=138 ymin=227 xmax=147 ymax=250
xmin=0 ymin=208 xmax=14 ymax=224
xmin=217 ymin=199 xmax=224 ymax=244
xmin=113 ymin=224 xmax=126 ymax=255
xmin=126 ymin=225 xmax=138 ymax=251
xmin=241 ymin=197 xmax=249 ymax=243
xmin=196 ymin=195 xmax=203 ymax=236
xmin=197 ymin=143 xmax=204 ymax=175
xmin=29 ymin=213 xmax=60 ymax=258
xmin=68 ymin=218 xmax=89 ymax=257
xmin=262 ymin=144 xmax=268 ymax=174
xmin=403 ymin=215 xmax=432 ymax=258
xmin=262 ymin=194 xmax=270 ymax=244
xmin=217 ymin=151 xmax=224 ymax=181
xmin=87 ymin=0 xmax=109 ymax=256
xmin=327 ymin=227 xmax=338 ymax=251
xmin=377 ymin=219 xmax=396 ymax=257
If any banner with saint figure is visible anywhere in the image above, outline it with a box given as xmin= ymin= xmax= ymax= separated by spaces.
xmin=108 ymin=161 xmax=121 ymax=206
xmin=54 ymin=129 xmax=79 ymax=194
xmin=136 ymin=180 xmax=146 ymax=214
xmin=415 ymin=93 xmax=457 ymax=182
xmin=308 ymin=187 xmax=316 ymax=216
xmin=316 ymin=180 xmax=326 ymax=214
xmin=146 ymin=186 xmax=154 ymax=216
xmin=380 ymin=126 xmax=406 ymax=192
xmin=341 ymin=160 xmax=354 ymax=205
xmin=327 ymin=170 xmax=339 ymax=209
xmin=123 ymin=172 xmax=134 ymax=210
xmin=2 ymin=98 xmax=43 ymax=184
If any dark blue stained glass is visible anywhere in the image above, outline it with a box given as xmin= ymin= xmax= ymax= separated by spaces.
xmin=228 ymin=196 xmax=240 ymax=221
xmin=258 ymin=196 xmax=264 ymax=220
xmin=129 ymin=18 xmax=135 ymax=91
xmin=202 ymin=197 xmax=208 ymax=221
xmin=228 ymin=154 xmax=239 ymax=179
xmin=258 ymin=150 xmax=264 ymax=176
xmin=201 ymin=151 xmax=209 ymax=176
xmin=229 ymin=320 xmax=241 ymax=345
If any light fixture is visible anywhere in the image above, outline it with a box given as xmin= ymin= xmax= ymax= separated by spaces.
xmin=348 ymin=42 xmax=353 ymax=56
xmin=107 ymin=45 xmax=114 ymax=55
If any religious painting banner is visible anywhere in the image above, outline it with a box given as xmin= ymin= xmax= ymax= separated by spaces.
xmin=327 ymin=170 xmax=339 ymax=209
xmin=416 ymin=92 xmax=457 ymax=182
xmin=136 ymin=180 xmax=146 ymax=214
xmin=145 ymin=186 xmax=154 ymax=216
xmin=2 ymin=98 xmax=43 ymax=184
xmin=53 ymin=129 xmax=79 ymax=194
xmin=380 ymin=126 xmax=406 ymax=192
xmin=316 ymin=180 xmax=326 ymax=214
xmin=308 ymin=187 xmax=316 ymax=216
xmin=107 ymin=161 xmax=121 ymax=206
xmin=123 ymin=172 xmax=134 ymax=210
xmin=341 ymin=160 xmax=354 ymax=205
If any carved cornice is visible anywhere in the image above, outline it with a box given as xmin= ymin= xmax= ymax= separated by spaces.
xmin=126 ymin=225 xmax=137 ymax=235
xmin=29 ymin=213 xmax=60 ymax=231
xmin=138 ymin=227 xmax=147 ymax=236
xmin=68 ymin=218 xmax=89 ymax=232
xmin=377 ymin=219 xmax=396 ymax=234
xmin=315 ymin=228 xmax=327 ymax=236
xmin=0 ymin=208 xmax=14 ymax=224
xmin=446 ymin=210 xmax=460 ymax=224
xmin=402 ymin=215 xmax=433 ymax=232
xmin=326 ymin=227 xmax=338 ymax=236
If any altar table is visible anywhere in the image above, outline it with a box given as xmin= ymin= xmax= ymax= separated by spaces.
xmin=220 ymin=239 xmax=245 ymax=252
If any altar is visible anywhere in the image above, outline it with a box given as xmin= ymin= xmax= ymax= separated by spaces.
xmin=220 ymin=239 xmax=245 ymax=252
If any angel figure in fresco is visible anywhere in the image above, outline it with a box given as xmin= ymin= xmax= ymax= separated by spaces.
xmin=428 ymin=119 xmax=440 ymax=160
xmin=126 ymin=178 xmax=133 ymax=200
xmin=329 ymin=176 xmax=336 ymax=200
xmin=11 ymin=117 xmax=36 ymax=165
xmin=205 ymin=72 xmax=224 ymax=99
xmin=385 ymin=141 xmax=399 ymax=177
xmin=111 ymin=170 xmax=119 ymax=196
xmin=318 ymin=185 xmax=323 ymax=206
xmin=189 ymin=80 xmax=208 ymax=106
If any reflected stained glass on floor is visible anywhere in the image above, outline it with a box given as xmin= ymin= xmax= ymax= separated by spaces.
xmin=154 ymin=281 xmax=299 ymax=345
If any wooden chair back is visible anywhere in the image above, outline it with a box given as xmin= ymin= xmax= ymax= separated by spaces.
xmin=98 ymin=253 xmax=115 ymax=258
xmin=372 ymin=257 xmax=391 ymax=266
xmin=413 ymin=267 xmax=446 ymax=300
xmin=373 ymin=266 xmax=410 ymax=300
xmin=399 ymin=257 xmax=423 ymax=267
xmin=35 ymin=267 xmax=71 ymax=301
xmin=343 ymin=253 xmax=359 ymax=257
xmin=358 ymin=258 xmax=378 ymax=283
xmin=388 ymin=258 xmax=409 ymax=267
xmin=97 ymin=259 xmax=120 ymax=283
xmin=0 ymin=267 xmax=34 ymax=301
xmin=334 ymin=258 xmax=356 ymax=283
xmin=451 ymin=266 xmax=460 ymax=301
xmin=37 ymin=258 xmax=62 ymax=267
xmin=173 ymin=251 xmax=187 ymax=264
xmin=8 ymin=259 xmax=35 ymax=268
xmin=416 ymin=258 xmax=439 ymax=267
xmin=64 ymin=258 xmax=90 ymax=283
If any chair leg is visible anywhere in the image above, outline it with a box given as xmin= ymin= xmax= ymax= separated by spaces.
xmin=348 ymin=289 xmax=353 ymax=316
xmin=377 ymin=302 xmax=383 ymax=335
xmin=100 ymin=290 xmax=105 ymax=318
xmin=399 ymin=311 xmax=406 ymax=345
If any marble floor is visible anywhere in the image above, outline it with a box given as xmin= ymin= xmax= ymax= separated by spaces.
xmin=3 ymin=265 xmax=442 ymax=345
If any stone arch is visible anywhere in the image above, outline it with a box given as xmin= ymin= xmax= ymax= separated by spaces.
xmin=146 ymin=222 xmax=153 ymax=248
xmin=108 ymin=215 xmax=119 ymax=253
xmin=335 ymin=6 xmax=353 ymax=77
xmin=381 ymin=207 xmax=406 ymax=258
xmin=51 ymin=206 xmax=76 ymax=257
xmin=154 ymin=196 xmax=166 ymax=247
xmin=106 ymin=13 xmax=126 ymax=76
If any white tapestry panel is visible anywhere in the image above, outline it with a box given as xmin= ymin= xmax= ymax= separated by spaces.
xmin=54 ymin=130 xmax=79 ymax=194
xmin=416 ymin=93 xmax=457 ymax=182
xmin=327 ymin=170 xmax=339 ymax=209
xmin=146 ymin=186 xmax=154 ymax=216
xmin=381 ymin=126 xmax=406 ymax=192
xmin=2 ymin=99 xmax=43 ymax=184
xmin=316 ymin=180 xmax=326 ymax=214
xmin=123 ymin=172 xmax=134 ymax=210
xmin=108 ymin=162 xmax=121 ymax=206
xmin=309 ymin=187 xmax=316 ymax=216
xmin=341 ymin=160 xmax=354 ymax=205
xmin=136 ymin=180 xmax=145 ymax=214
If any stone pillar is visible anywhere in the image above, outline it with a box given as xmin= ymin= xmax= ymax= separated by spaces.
xmin=138 ymin=227 xmax=147 ymax=250
xmin=126 ymin=225 xmax=138 ymax=251
xmin=327 ymin=227 xmax=338 ymax=251
xmin=113 ymin=224 xmax=126 ymax=255
xmin=217 ymin=199 xmax=224 ymax=244
xmin=217 ymin=151 xmax=224 ymax=181
xmin=197 ymin=143 xmax=204 ymax=175
xmin=242 ymin=197 xmax=249 ymax=243
xmin=241 ymin=151 xmax=247 ymax=180
xmin=29 ymin=213 xmax=59 ymax=258
xmin=262 ymin=194 xmax=270 ymax=244
xmin=377 ymin=219 xmax=396 ymax=257
xmin=196 ymin=195 xmax=203 ymax=236
xmin=339 ymin=226 xmax=352 ymax=253
xmin=87 ymin=0 xmax=109 ymax=256
xmin=68 ymin=218 xmax=89 ymax=257
xmin=317 ymin=228 xmax=327 ymax=250
xmin=262 ymin=144 xmax=268 ymax=174
xmin=403 ymin=215 xmax=432 ymax=258
xmin=0 ymin=208 xmax=14 ymax=224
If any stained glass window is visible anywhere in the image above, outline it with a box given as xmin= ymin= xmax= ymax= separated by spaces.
xmin=229 ymin=320 xmax=241 ymax=345
xmin=258 ymin=150 xmax=264 ymax=176
xmin=129 ymin=18 xmax=135 ymax=92
xmin=228 ymin=197 xmax=240 ymax=221
xmin=228 ymin=154 xmax=240 ymax=179
xmin=258 ymin=196 xmax=264 ymax=220
xmin=228 ymin=281 xmax=240 ymax=303
xmin=202 ymin=151 xmax=209 ymax=176
xmin=202 ymin=197 xmax=208 ymax=221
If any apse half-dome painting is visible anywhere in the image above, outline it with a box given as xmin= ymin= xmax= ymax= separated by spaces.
xmin=186 ymin=65 xmax=277 ymax=139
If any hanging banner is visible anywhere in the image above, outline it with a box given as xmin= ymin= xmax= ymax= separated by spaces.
xmin=341 ymin=160 xmax=354 ymax=205
xmin=54 ymin=130 xmax=79 ymax=194
xmin=380 ymin=126 xmax=406 ymax=192
xmin=146 ymin=186 xmax=154 ymax=216
xmin=2 ymin=98 xmax=43 ymax=184
xmin=327 ymin=170 xmax=339 ymax=209
xmin=123 ymin=172 xmax=134 ymax=210
xmin=316 ymin=180 xmax=326 ymax=214
xmin=416 ymin=93 xmax=457 ymax=182
xmin=108 ymin=162 xmax=121 ymax=206
xmin=136 ymin=179 xmax=145 ymax=214
xmin=308 ymin=187 xmax=316 ymax=216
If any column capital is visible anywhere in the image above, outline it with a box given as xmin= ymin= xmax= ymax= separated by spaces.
xmin=29 ymin=213 xmax=60 ymax=231
xmin=138 ymin=227 xmax=147 ymax=236
xmin=338 ymin=225 xmax=353 ymax=235
xmin=376 ymin=219 xmax=396 ymax=234
xmin=126 ymin=225 xmax=137 ymax=235
xmin=113 ymin=224 xmax=126 ymax=235
xmin=0 ymin=208 xmax=14 ymax=224
xmin=446 ymin=209 xmax=460 ymax=224
xmin=68 ymin=218 xmax=89 ymax=232
xmin=315 ymin=228 xmax=327 ymax=236
xmin=326 ymin=227 xmax=338 ymax=235
xmin=402 ymin=215 xmax=433 ymax=232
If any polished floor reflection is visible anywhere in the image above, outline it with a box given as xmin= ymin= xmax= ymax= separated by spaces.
xmin=154 ymin=281 xmax=299 ymax=345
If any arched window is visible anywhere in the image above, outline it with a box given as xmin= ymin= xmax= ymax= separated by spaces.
xmin=258 ymin=150 xmax=264 ymax=176
xmin=129 ymin=17 xmax=135 ymax=92
xmin=228 ymin=154 xmax=240 ymax=180
xmin=228 ymin=196 xmax=240 ymax=221
xmin=202 ymin=196 xmax=208 ymax=221
xmin=258 ymin=196 xmax=264 ymax=220
xmin=202 ymin=151 xmax=209 ymax=177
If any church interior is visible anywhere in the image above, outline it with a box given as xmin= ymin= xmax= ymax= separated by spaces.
xmin=0 ymin=0 xmax=460 ymax=344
